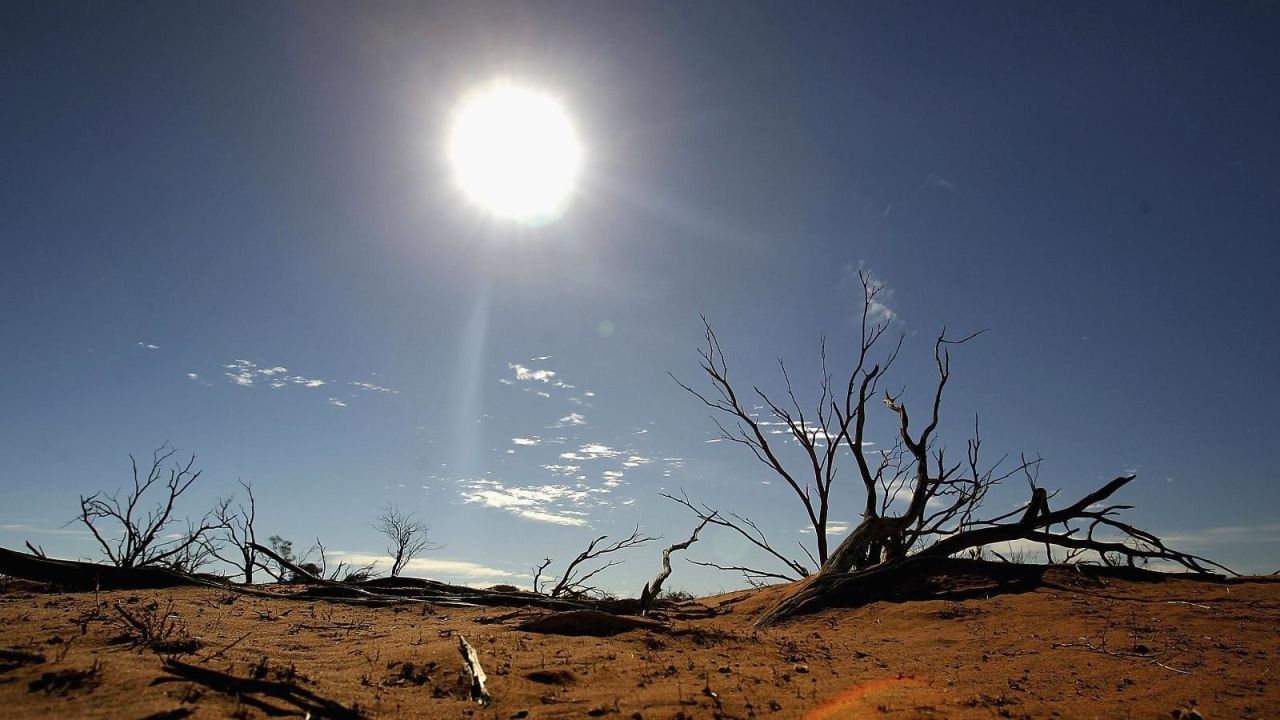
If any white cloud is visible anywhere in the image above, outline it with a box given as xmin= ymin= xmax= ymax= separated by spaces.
xmin=136 ymin=342 xmax=160 ymax=351
xmin=352 ymin=381 xmax=398 ymax=394
xmin=186 ymin=373 xmax=200 ymax=381
xmin=509 ymin=363 xmax=557 ymax=383
xmin=559 ymin=443 xmax=622 ymax=461
xmin=222 ymin=359 xmax=329 ymax=390
xmin=326 ymin=551 xmax=517 ymax=582
xmin=458 ymin=478 xmax=594 ymax=526
xmin=845 ymin=264 xmax=897 ymax=324
xmin=327 ymin=397 xmax=348 ymax=407
xmin=622 ymin=455 xmax=653 ymax=468
xmin=541 ymin=464 xmax=581 ymax=477
xmin=800 ymin=522 xmax=851 ymax=536
xmin=224 ymin=360 xmax=257 ymax=387
xmin=512 ymin=437 xmax=542 ymax=446
xmin=554 ymin=413 xmax=586 ymax=427
xmin=923 ymin=173 xmax=956 ymax=191
xmin=0 ymin=523 xmax=91 ymax=537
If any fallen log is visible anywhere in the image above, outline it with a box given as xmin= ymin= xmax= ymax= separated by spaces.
xmin=249 ymin=542 xmax=593 ymax=611
xmin=0 ymin=546 xmax=204 ymax=591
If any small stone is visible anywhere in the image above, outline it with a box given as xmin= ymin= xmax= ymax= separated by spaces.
xmin=793 ymin=664 xmax=810 ymax=674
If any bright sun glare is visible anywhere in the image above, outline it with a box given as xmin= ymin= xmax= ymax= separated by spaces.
xmin=447 ymin=80 xmax=582 ymax=225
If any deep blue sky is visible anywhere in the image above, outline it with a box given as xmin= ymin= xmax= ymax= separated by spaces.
xmin=2 ymin=1 xmax=1277 ymax=590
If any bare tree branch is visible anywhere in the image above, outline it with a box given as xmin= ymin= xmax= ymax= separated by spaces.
xmin=74 ymin=445 xmax=225 ymax=569
xmin=640 ymin=515 xmax=713 ymax=611
xmin=374 ymin=505 xmax=440 ymax=577
xmin=550 ymin=527 xmax=656 ymax=598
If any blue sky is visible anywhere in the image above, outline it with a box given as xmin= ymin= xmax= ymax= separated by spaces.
xmin=2 ymin=2 xmax=1277 ymax=591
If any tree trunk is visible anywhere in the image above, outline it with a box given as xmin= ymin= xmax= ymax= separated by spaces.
xmin=0 ymin=546 xmax=202 ymax=591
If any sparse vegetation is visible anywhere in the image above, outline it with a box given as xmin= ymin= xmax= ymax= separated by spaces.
xmin=109 ymin=598 xmax=201 ymax=657
xmin=75 ymin=445 xmax=225 ymax=570
xmin=373 ymin=505 xmax=440 ymax=578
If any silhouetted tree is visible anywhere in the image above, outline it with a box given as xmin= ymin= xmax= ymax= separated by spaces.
xmin=548 ymin=527 xmax=656 ymax=599
xmin=208 ymin=480 xmax=261 ymax=583
xmin=374 ymin=505 xmax=439 ymax=577
xmin=672 ymin=271 xmax=1232 ymax=624
xmin=76 ymin=445 xmax=224 ymax=569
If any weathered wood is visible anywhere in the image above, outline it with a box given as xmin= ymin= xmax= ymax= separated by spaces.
xmin=0 ymin=546 xmax=203 ymax=591
xmin=457 ymin=635 xmax=490 ymax=705
xmin=640 ymin=516 xmax=711 ymax=613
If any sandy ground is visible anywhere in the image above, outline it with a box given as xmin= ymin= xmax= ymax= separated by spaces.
xmin=1 ymin=568 xmax=1276 ymax=719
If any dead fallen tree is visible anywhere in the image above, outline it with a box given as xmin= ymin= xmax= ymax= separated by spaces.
xmin=246 ymin=542 xmax=589 ymax=610
xmin=639 ymin=516 xmax=712 ymax=613
xmin=673 ymin=270 xmax=1234 ymax=627
xmin=0 ymin=546 xmax=205 ymax=591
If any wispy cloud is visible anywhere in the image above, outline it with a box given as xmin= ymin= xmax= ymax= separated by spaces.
xmin=846 ymin=264 xmax=897 ymax=324
xmin=923 ymin=173 xmax=956 ymax=191
xmin=512 ymin=437 xmax=542 ymax=446
xmin=622 ymin=455 xmax=653 ymax=468
xmin=509 ymin=363 xmax=557 ymax=383
xmin=554 ymin=413 xmax=587 ymax=428
xmin=799 ymin=522 xmax=852 ymax=536
xmin=458 ymin=478 xmax=595 ymax=526
xmin=0 ymin=523 xmax=91 ymax=537
xmin=559 ymin=443 xmax=622 ymax=461
xmin=136 ymin=342 xmax=160 ymax=351
xmin=326 ymin=551 xmax=518 ymax=582
xmin=351 ymin=381 xmax=398 ymax=394
xmin=503 ymin=361 xmax=589 ymax=402
xmin=327 ymin=397 xmax=348 ymax=407
xmin=222 ymin=360 xmax=328 ymax=389
xmin=541 ymin=464 xmax=582 ymax=477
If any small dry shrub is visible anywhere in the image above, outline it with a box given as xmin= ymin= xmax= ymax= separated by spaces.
xmin=110 ymin=599 xmax=201 ymax=656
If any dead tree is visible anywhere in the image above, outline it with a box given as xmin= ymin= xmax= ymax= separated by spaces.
xmin=374 ymin=505 xmax=439 ymax=577
xmin=548 ymin=527 xmax=656 ymax=599
xmin=531 ymin=557 xmax=553 ymax=594
xmin=669 ymin=273 xmax=901 ymax=576
xmin=674 ymin=271 xmax=1232 ymax=625
xmin=308 ymin=537 xmax=375 ymax=583
xmin=639 ymin=516 xmax=712 ymax=612
xmin=663 ymin=491 xmax=807 ymax=586
xmin=207 ymin=480 xmax=262 ymax=583
xmin=76 ymin=445 xmax=225 ymax=569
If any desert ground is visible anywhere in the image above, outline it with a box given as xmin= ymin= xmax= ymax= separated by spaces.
xmin=1 ymin=567 xmax=1276 ymax=720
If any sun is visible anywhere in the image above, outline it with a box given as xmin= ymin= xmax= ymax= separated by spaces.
xmin=447 ymin=80 xmax=582 ymax=225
